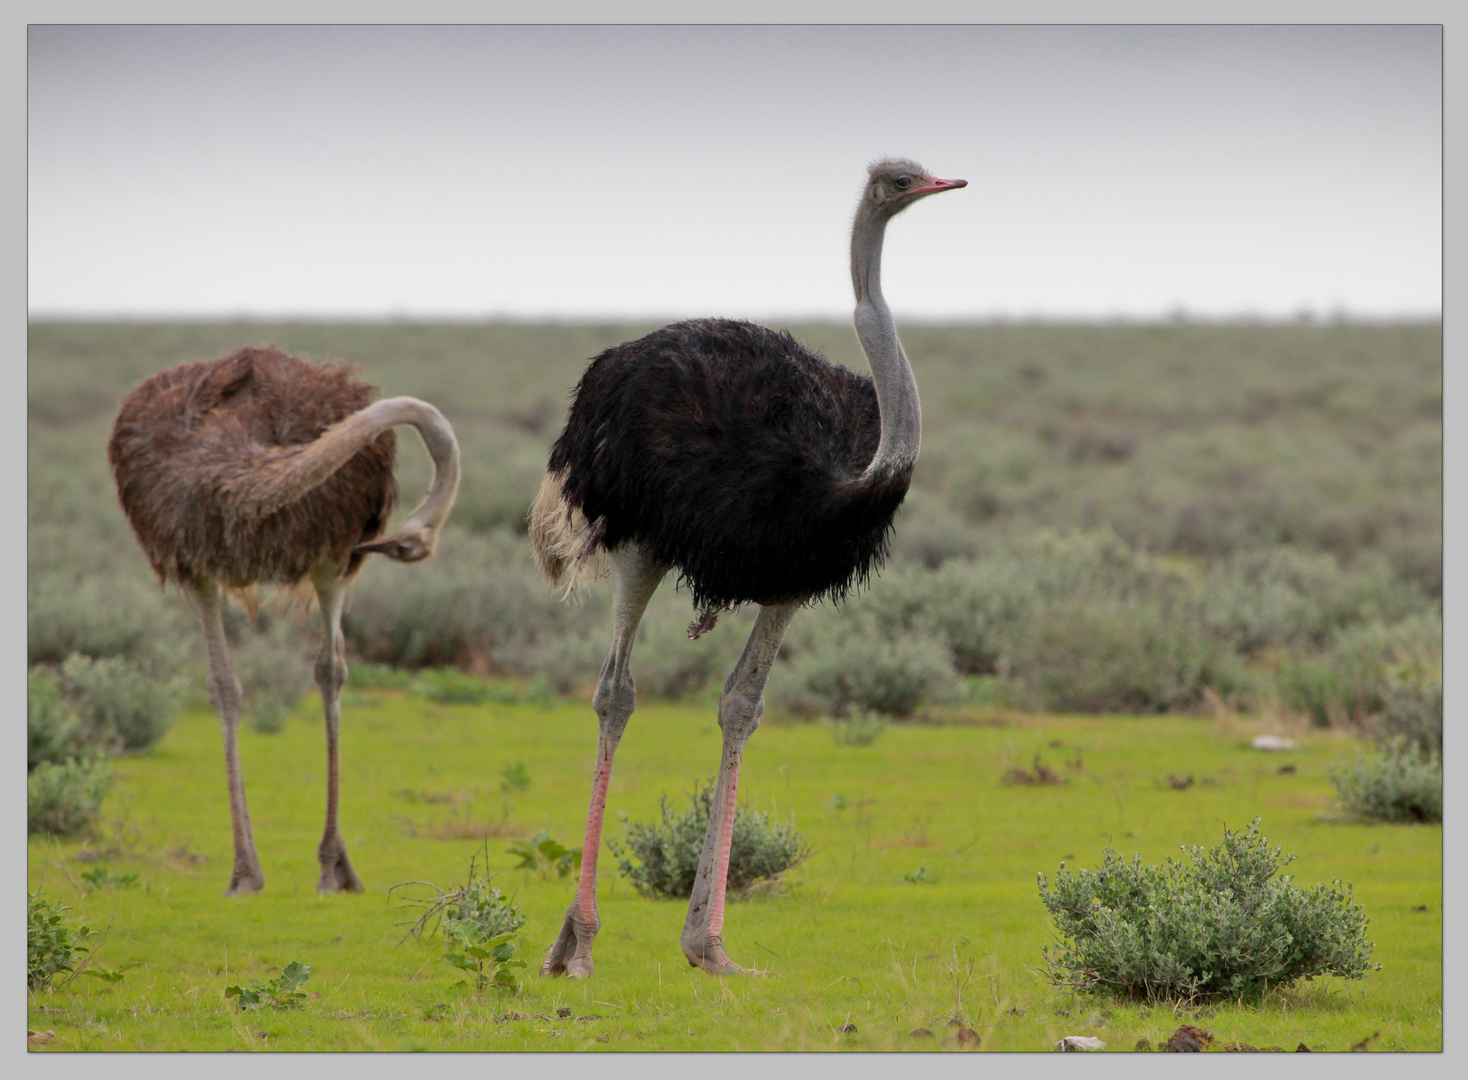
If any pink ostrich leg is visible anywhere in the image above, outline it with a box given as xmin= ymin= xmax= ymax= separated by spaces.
xmin=542 ymin=545 xmax=666 ymax=978
xmin=680 ymin=601 xmax=796 ymax=975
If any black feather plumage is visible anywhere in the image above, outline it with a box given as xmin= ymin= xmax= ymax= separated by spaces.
xmin=546 ymin=318 xmax=913 ymax=611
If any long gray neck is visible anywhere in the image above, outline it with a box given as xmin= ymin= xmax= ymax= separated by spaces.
xmin=851 ymin=203 xmax=920 ymax=477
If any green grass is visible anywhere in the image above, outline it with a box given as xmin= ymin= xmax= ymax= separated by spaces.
xmin=27 ymin=692 xmax=1441 ymax=1052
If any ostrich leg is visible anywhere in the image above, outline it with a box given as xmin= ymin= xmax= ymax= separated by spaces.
xmin=542 ymin=544 xmax=666 ymax=978
xmin=313 ymin=568 xmax=363 ymax=893
xmin=185 ymin=580 xmax=265 ymax=895
xmin=681 ymin=601 xmax=797 ymax=975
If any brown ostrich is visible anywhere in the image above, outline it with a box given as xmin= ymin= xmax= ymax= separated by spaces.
xmin=532 ymin=158 xmax=965 ymax=976
xmin=108 ymin=346 xmax=460 ymax=895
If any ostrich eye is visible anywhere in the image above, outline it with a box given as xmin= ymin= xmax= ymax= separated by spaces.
xmin=894 ymin=176 xmax=911 ymax=191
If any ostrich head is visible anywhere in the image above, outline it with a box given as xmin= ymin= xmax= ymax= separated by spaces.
xmin=354 ymin=522 xmax=440 ymax=563
xmin=861 ymin=158 xmax=967 ymax=219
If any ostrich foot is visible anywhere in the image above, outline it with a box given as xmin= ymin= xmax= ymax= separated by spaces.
xmin=541 ymin=903 xmax=596 ymax=978
xmin=680 ymin=933 xmax=766 ymax=977
xmin=225 ymin=861 xmax=265 ymax=896
xmin=317 ymin=834 xmax=364 ymax=893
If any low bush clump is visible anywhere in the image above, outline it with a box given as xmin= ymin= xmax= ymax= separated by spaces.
xmin=1329 ymin=744 xmax=1442 ymax=824
xmin=610 ymin=779 xmax=809 ymax=899
xmin=28 ymin=759 xmax=113 ymax=836
xmin=1038 ymin=817 xmax=1377 ymax=1002
xmin=59 ymin=652 xmax=181 ymax=751
xmin=28 ymin=889 xmax=99 ymax=992
xmin=226 ymin=961 xmax=312 ymax=1011
xmin=28 ymin=668 xmax=114 ymax=836
xmin=411 ymin=667 xmax=495 ymax=705
xmin=229 ymin=618 xmax=314 ymax=733
xmin=391 ymin=844 xmax=528 ymax=995
xmin=346 ymin=662 xmax=413 ymax=691
xmin=391 ymin=844 xmax=526 ymax=944
xmin=28 ymin=668 xmax=93 ymax=770
xmin=825 ymin=709 xmax=889 ymax=746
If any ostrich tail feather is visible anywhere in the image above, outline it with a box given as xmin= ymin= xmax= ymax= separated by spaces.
xmin=528 ymin=469 xmax=609 ymax=601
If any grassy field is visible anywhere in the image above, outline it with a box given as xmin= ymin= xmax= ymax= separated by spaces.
xmin=27 ymin=690 xmax=1441 ymax=1053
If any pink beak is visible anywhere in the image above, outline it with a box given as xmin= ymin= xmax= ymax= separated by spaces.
xmin=910 ymin=176 xmax=967 ymax=196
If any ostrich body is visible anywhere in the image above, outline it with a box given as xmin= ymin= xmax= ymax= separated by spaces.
xmin=109 ymin=346 xmax=460 ymax=895
xmin=531 ymin=159 xmax=965 ymax=976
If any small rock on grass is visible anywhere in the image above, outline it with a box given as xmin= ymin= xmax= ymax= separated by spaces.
xmin=1164 ymin=1025 xmax=1214 ymax=1052
xmin=1054 ymin=1035 xmax=1105 ymax=1051
xmin=945 ymin=1026 xmax=980 ymax=1048
xmin=1251 ymin=734 xmax=1295 ymax=751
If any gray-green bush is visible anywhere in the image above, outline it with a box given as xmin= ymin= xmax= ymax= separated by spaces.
xmin=28 ymin=667 xmax=115 ymax=836
xmin=610 ymin=779 xmax=809 ymax=899
xmin=59 ymin=652 xmax=181 ymax=751
xmin=27 ymin=321 xmax=1442 ymax=728
xmin=28 ymin=668 xmax=93 ymax=771
xmin=229 ymin=616 xmax=315 ymax=733
xmin=1329 ymin=744 xmax=1442 ymax=823
xmin=1038 ymin=817 xmax=1377 ymax=1002
xmin=28 ymin=759 xmax=113 ymax=836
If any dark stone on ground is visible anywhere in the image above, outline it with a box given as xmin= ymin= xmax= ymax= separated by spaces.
xmin=1165 ymin=1025 xmax=1214 ymax=1052
xmin=945 ymin=1025 xmax=981 ymax=1047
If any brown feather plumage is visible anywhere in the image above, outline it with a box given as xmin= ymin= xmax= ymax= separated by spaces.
xmin=108 ymin=347 xmax=397 ymax=588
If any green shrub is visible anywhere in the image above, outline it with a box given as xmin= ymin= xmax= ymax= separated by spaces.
xmin=225 ymin=961 xmax=311 ymax=1011
xmin=778 ymin=610 xmax=959 ymax=718
xmin=28 ymin=890 xmax=99 ymax=993
xmin=610 ymin=779 xmax=809 ymax=899
xmin=1199 ymin=547 xmax=1429 ymax=655
xmin=28 ymin=758 xmax=113 ymax=836
xmin=1329 ymin=744 xmax=1442 ymax=823
xmin=229 ymin=619 xmax=314 ymax=734
xmin=1275 ymin=612 xmax=1441 ymax=728
xmin=1038 ymin=817 xmax=1377 ymax=1002
xmin=825 ymin=709 xmax=889 ymax=746
xmin=1370 ymin=672 xmax=1442 ymax=756
xmin=1010 ymin=596 xmax=1245 ymax=714
xmin=346 ymin=662 xmax=413 ymax=690
xmin=888 ymin=489 xmax=980 ymax=568
xmin=411 ymin=667 xmax=493 ymax=705
xmin=60 ymin=652 xmax=181 ymax=751
xmin=507 ymin=830 xmax=581 ymax=879
xmin=391 ymin=844 xmax=525 ymax=944
xmin=345 ymin=526 xmax=587 ymax=672
xmin=28 ymin=668 xmax=92 ymax=770
xmin=442 ymin=925 xmax=526 ymax=995
xmin=26 ymin=568 xmax=192 ymax=673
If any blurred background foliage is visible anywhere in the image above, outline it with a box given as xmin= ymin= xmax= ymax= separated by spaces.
xmin=28 ymin=319 xmax=1440 ymax=748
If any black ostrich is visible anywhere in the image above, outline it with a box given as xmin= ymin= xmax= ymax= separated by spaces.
xmin=530 ymin=158 xmax=966 ymax=977
xmin=109 ymin=347 xmax=460 ymax=895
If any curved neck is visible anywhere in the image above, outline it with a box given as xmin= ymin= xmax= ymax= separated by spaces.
xmin=364 ymin=397 xmax=461 ymax=536
xmin=851 ymin=204 xmax=920 ymax=477
xmin=229 ymin=396 xmax=460 ymax=532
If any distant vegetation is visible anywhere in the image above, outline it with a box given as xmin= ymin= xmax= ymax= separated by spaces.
xmin=28 ymin=320 xmax=1440 ymax=743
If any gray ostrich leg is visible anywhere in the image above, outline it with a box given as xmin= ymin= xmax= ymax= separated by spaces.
xmin=680 ymin=601 xmax=797 ymax=975
xmin=185 ymin=579 xmax=265 ymax=895
xmin=312 ymin=568 xmax=363 ymax=893
xmin=542 ymin=543 xmax=667 ymax=978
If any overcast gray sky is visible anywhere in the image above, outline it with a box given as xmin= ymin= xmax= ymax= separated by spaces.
xmin=27 ymin=24 xmax=1441 ymax=321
